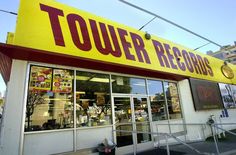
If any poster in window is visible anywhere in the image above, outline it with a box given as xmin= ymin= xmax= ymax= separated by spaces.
xmin=29 ymin=66 xmax=52 ymax=91
xmin=168 ymin=83 xmax=180 ymax=112
xmin=171 ymin=97 xmax=180 ymax=112
xmin=189 ymin=78 xmax=223 ymax=111
xmin=218 ymin=83 xmax=236 ymax=108
xmin=232 ymin=85 xmax=236 ymax=106
xmin=52 ymin=69 xmax=73 ymax=93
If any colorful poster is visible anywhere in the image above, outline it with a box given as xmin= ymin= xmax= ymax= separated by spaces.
xmin=232 ymin=85 xmax=236 ymax=105
xmin=29 ymin=66 xmax=52 ymax=91
xmin=219 ymin=83 xmax=236 ymax=108
xmin=52 ymin=69 xmax=73 ymax=93
xmin=168 ymin=83 xmax=180 ymax=112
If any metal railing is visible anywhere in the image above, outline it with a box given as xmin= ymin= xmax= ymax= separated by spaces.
xmin=211 ymin=123 xmax=236 ymax=155
xmin=214 ymin=124 xmax=236 ymax=137
xmin=113 ymin=122 xmax=213 ymax=155
xmin=153 ymin=123 xmax=208 ymax=145
xmin=113 ymin=122 xmax=236 ymax=155
xmin=113 ymin=129 xmax=211 ymax=155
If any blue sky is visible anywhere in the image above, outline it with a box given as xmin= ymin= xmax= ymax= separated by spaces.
xmin=0 ymin=0 xmax=236 ymax=95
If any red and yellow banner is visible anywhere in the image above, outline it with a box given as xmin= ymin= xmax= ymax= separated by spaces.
xmin=13 ymin=0 xmax=236 ymax=84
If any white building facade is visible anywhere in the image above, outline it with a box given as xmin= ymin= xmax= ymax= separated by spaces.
xmin=1 ymin=0 xmax=236 ymax=155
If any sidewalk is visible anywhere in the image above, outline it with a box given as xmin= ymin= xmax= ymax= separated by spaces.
xmin=129 ymin=129 xmax=236 ymax=155
xmin=59 ymin=130 xmax=236 ymax=155
xmin=130 ymin=137 xmax=236 ymax=155
xmin=59 ymin=139 xmax=236 ymax=155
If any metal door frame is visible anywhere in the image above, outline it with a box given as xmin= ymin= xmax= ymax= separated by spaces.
xmin=112 ymin=94 xmax=152 ymax=153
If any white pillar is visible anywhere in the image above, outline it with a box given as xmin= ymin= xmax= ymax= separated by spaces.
xmin=0 ymin=60 xmax=27 ymax=155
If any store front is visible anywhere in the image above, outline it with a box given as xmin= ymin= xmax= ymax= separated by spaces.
xmin=20 ymin=63 xmax=183 ymax=155
xmin=1 ymin=0 xmax=236 ymax=155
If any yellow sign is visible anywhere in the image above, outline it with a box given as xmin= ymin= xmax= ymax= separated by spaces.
xmin=14 ymin=0 xmax=236 ymax=84
xmin=6 ymin=32 xmax=14 ymax=44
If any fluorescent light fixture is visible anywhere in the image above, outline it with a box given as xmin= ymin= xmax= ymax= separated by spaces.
xmin=90 ymin=77 xmax=110 ymax=83
xmin=44 ymin=98 xmax=70 ymax=101
xmin=76 ymin=76 xmax=112 ymax=83
xmin=76 ymin=76 xmax=90 ymax=81
xmin=76 ymin=91 xmax=86 ymax=94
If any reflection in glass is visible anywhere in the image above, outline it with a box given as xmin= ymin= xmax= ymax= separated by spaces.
xmin=148 ymin=80 xmax=163 ymax=96
xmin=25 ymin=66 xmax=74 ymax=131
xmin=114 ymin=97 xmax=133 ymax=147
xmin=76 ymin=71 xmax=111 ymax=127
xmin=164 ymin=82 xmax=182 ymax=119
xmin=133 ymin=97 xmax=151 ymax=143
xmin=148 ymin=80 xmax=167 ymax=121
xmin=111 ymin=75 xmax=146 ymax=94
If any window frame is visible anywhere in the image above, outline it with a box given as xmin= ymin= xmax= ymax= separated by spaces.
xmin=25 ymin=65 xmax=75 ymax=132
xmin=24 ymin=63 xmax=183 ymax=133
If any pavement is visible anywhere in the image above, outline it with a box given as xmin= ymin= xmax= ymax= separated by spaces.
xmin=126 ymin=129 xmax=236 ymax=155
xmin=60 ymin=130 xmax=236 ymax=155
xmin=128 ymin=134 xmax=236 ymax=155
xmin=60 ymin=139 xmax=236 ymax=155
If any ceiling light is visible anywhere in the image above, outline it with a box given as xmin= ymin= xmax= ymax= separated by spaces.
xmin=90 ymin=77 xmax=110 ymax=83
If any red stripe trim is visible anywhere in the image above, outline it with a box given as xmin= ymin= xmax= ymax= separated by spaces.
xmin=0 ymin=51 xmax=12 ymax=83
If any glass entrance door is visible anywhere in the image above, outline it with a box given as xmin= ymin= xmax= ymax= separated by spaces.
xmin=114 ymin=97 xmax=133 ymax=147
xmin=114 ymin=96 xmax=151 ymax=152
xmin=133 ymin=97 xmax=151 ymax=144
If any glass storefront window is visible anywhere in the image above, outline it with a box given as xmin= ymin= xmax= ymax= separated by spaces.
xmin=76 ymin=71 xmax=111 ymax=127
xmin=25 ymin=65 xmax=183 ymax=132
xmin=25 ymin=66 xmax=74 ymax=131
xmin=164 ymin=82 xmax=182 ymax=119
xmin=111 ymin=75 xmax=146 ymax=94
xmin=148 ymin=80 xmax=167 ymax=121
